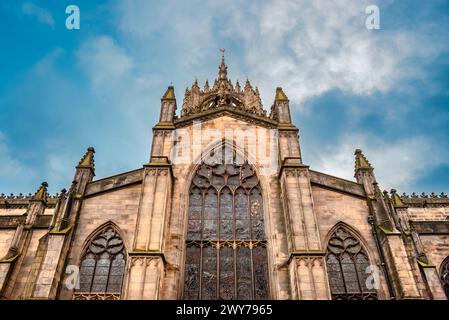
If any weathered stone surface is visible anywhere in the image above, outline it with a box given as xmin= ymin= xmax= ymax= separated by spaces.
xmin=0 ymin=57 xmax=448 ymax=301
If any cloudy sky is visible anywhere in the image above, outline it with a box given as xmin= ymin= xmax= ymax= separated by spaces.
xmin=1 ymin=0 xmax=449 ymax=195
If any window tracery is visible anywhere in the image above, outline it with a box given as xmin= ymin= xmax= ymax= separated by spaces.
xmin=184 ymin=146 xmax=270 ymax=300
xmin=326 ymin=226 xmax=377 ymax=300
xmin=73 ymin=227 xmax=126 ymax=300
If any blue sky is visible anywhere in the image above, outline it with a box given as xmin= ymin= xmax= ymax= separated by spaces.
xmin=0 ymin=0 xmax=449 ymax=195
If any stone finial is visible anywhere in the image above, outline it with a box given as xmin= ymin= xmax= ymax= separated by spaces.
xmin=390 ymin=189 xmax=406 ymax=208
xmin=179 ymin=51 xmax=266 ymax=118
xmin=275 ymin=87 xmax=289 ymax=101
xmin=218 ymin=48 xmax=228 ymax=81
xmin=244 ymin=78 xmax=252 ymax=90
xmin=162 ymin=86 xmax=175 ymax=100
xmin=192 ymin=78 xmax=199 ymax=89
xmin=33 ymin=182 xmax=48 ymax=202
xmin=77 ymin=147 xmax=95 ymax=170
xmin=354 ymin=149 xmax=373 ymax=173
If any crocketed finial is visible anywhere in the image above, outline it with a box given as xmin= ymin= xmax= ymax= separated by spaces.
xmin=77 ymin=147 xmax=95 ymax=171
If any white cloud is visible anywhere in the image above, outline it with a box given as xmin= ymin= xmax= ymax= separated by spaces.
xmin=76 ymin=36 xmax=136 ymax=89
xmin=75 ymin=35 xmax=162 ymax=173
xmin=114 ymin=0 xmax=218 ymax=68
xmin=22 ymin=2 xmax=55 ymax=28
xmin=311 ymin=133 xmax=446 ymax=192
xmin=108 ymin=0 xmax=449 ymax=192
xmin=111 ymin=1 xmax=449 ymax=111
xmin=222 ymin=0 xmax=449 ymax=109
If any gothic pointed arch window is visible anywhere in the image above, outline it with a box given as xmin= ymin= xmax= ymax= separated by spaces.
xmin=325 ymin=226 xmax=377 ymax=300
xmin=440 ymin=256 xmax=449 ymax=299
xmin=184 ymin=145 xmax=270 ymax=300
xmin=73 ymin=226 xmax=126 ymax=300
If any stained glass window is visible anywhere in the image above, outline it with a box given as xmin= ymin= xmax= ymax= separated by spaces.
xmin=441 ymin=256 xmax=449 ymax=299
xmin=184 ymin=146 xmax=270 ymax=300
xmin=75 ymin=227 xmax=126 ymax=299
xmin=326 ymin=226 xmax=377 ymax=300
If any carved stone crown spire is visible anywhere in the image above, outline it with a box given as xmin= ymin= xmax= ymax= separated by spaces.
xmin=180 ymin=50 xmax=266 ymax=119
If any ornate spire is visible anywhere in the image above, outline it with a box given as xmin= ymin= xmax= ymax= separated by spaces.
xmin=354 ymin=149 xmax=373 ymax=173
xmin=33 ymin=182 xmax=48 ymax=202
xmin=244 ymin=78 xmax=252 ymax=90
xmin=235 ymin=80 xmax=241 ymax=93
xmin=179 ymin=50 xmax=266 ymax=118
xmin=77 ymin=147 xmax=95 ymax=170
xmin=218 ymin=48 xmax=228 ymax=81
xmin=193 ymin=78 xmax=199 ymax=88
xmin=390 ymin=189 xmax=407 ymax=208
xmin=162 ymin=86 xmax=175 ymax=100
xmin=275 ymin=87 xmax=289 ymax=101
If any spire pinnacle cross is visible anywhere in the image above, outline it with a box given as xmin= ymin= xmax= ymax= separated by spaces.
xmin=218 ymin=49 xmax=228 ymax=81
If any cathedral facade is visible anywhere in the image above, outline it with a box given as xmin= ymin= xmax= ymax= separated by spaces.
xmin=1 ymin=55 xmax=448 ymax=300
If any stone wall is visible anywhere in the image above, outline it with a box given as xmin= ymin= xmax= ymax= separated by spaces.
xmin=420 ymin=234 xmax=449 ymax=272
xmin=59 ymin=183 xmax=142 ymax=299
xmin=407 ymin=207 xmax=449 ymax=221
xmin=10 ymin=229 xmax=47 ymax=299
xmin=0 ymin=230 xmax=15 ymax=258
xmin=159 ymin=116 xmax=291 ymax=299
xmin=311 ymin=184 xmax=390 ymax=299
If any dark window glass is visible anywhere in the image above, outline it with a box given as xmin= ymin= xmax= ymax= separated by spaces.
xmin=236 ymin=246 xmax=252 ymax=299
xmin=219 ymin=246 xmax=235 ymax=300
xmin=201 ymin=244 xmax=217 ymax=299
xmin=326 ymin=226 xmax=377 ymax=300
xmin=219 ymin=187 xmax=233 ymax=240
xmin=77 ymin=227 xmax=126 ymax=295
xmin=184 ymin=146 xmax=270 ymax=300
xmin=184 ymin=244 xmax=201 ymax=300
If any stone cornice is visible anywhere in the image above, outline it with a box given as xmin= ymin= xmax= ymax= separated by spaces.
xmin=84 ymin=168 xmax=144 ymax=198
xmin=309 ymin=170 xmax=366 ymax=198
xmin=153 ymin=122 xmax=176 ymax=130
xmin=277 ymin=123 xmax=298 ymax=132
xmin=174 ymin=105 xmax=278 ymax=129
xmin=0 ymin=215 xmax=52 ymax=229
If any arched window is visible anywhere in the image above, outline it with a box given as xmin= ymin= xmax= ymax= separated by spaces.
xmin=440 ymin=256 xmax=449 ymax=299
xmin=184 ymin=146 xmax=270 ymax=300
xmin=74 ymin=226 xmax=126 ymax=300
xmin=326 ymin=226 xmax=377 ymax=300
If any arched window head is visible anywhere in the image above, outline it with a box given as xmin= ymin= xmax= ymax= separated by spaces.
xmin=326 ymin=226 xmax=377 ymax=300
xmin=440 ymin=256 xmax=449 ymax=299
xmin=74 ymin=226 xmax=126 ymax=300
xmin=184 ymin=145 xmax=270 ymax=300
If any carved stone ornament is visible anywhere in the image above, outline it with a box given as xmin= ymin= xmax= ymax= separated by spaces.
xmin=180 ymin=52 xmax=267 ymax=119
